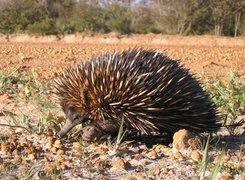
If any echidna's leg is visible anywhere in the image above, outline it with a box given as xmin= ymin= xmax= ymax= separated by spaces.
xmin=82 ymin=120 xmax=118 ymax=141
xmin=82 ymin=125 xmax=103 ymax=141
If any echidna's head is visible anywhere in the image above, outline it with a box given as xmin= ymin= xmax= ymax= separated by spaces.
xmin=52 ymin=67 xmax=91 ymax=138
xmin=57 ymin=105 xmax=85 ymax=138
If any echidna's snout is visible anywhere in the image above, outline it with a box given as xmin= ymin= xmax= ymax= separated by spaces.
xmin=57 ymin=107 xmax=84 ymax=138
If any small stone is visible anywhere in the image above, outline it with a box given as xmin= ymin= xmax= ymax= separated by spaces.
xmin=146 ymin=150 xmax=157 ymax=159
xmin=14 ymin=156 xmax=22 ymax=163
xmin=214 ymin=155 xmax=223 ymax=164
xmin=45 ymin=166 xmax=54 ymax=173
xmin=54 ymin=140 xmax=62 ymax=148
xmin=27 ymin=153 xmax=36 ymax=160
xmin=58 ymin=163 xmax=67 ymax=170
xmin=47 ymin=136 xmax=54 ymax=147
xmin=50 ymin=147 xmax=57 ymax=154
xmin=56 ymin=155 xmax=64 ymax=163
xmin=1 ymin=142 xmax=10 ymax=154
xmin=73 ymin=142 xmax=82 ymax=150
xmin=153 ymin=144 xmax=167 ymax=152
xmin=99 ymin=175 xmax=107 ymax=180
xmin=141 ymin=160 xmax=147 ymax=167
xmin=113 ymin=157 xmax=127 ymax=170
xmin=35 ymin=146 xmax=42 ymax=151
xmin=44 ymin=157 xmax=51 ymax=164
xmin=136 ymin=174 xmax=145 ymax=180
xmin=170 ymin=154 xmax=176 ymax=160
xmin=124 ymin=154 xmax=132 ymax=161
xmin=154 ymin=167 xmax=161 ymax=175
xmin=12 ymin=149 xmax=19 ymax=156
xmin=227 ymin=162 xmax=236 ymax=169
xmin=56 ymin=149 xmax=65 ymax=156
xmin=0 ymin=157 xmax=3 ymax=164
xmin=191 ymin=150 xmax=201 ymax=161
xmin=161 ymin=167 xmax=169 ymax=174
xmin=19 ymin=138 xmax=28 ymax=147
xmin=135 ymin=165 xmax=143 ymax=172
xmin=174 ymin=152 xmax=183 ymax=159
xmin=21 ymin=157 xmax=28 ymax=165
xmin=98 ymin=146 xmax=108 ymax=154
xmin=24 ymin=147 xmax=34 ymax=154
xmin=134 ymin=153 xmax=143 ymax=160
xmin=219 ymin=175 xmax=230 ymax=180
xmin=173 ymin=129 xmax=193 ymax=150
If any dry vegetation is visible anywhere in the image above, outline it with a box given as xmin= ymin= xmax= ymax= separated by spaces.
xmin=0 ymin=35 xmax=244 ymax=179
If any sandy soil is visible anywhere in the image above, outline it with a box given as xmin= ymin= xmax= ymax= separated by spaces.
xmin=0 ymin=35 xmax=244 ymax=179
xmin=0 ymin=34 xmax=244 ymax=80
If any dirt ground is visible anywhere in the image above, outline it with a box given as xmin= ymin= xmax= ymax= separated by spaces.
xmin=0 ymin=35 xmax=244 ymax=179
xmin=0 ymin=34 xmax=244 ymax=80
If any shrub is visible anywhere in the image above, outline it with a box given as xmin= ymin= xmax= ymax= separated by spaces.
xmin=131 ymin=7 xmax=160 ymax=34
xmin=27 ymin=18 xmax=58 ymax=35
xmin=202 ymin=72 xmax=245 ymax=123
xmin=103 ymin=4 xmax=132 ymax=34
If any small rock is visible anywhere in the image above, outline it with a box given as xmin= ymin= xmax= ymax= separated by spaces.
xmin=47 ymin=136 xmax=54 ymax=147
xmin=99 ymin=175 xmax=107 ymax=180
xmin=54 ymin=140 xmax=62 ymax=148
xmin=146 ymin=150 xmax=158 ymax=159
xmin=0 ymin=157 xmax=3 ymax=164
xmin=19 ymin=138 xmax=28 ymax=147
xmin=27 ymin=153 xmax=36 ymax=160
xmin=12 ymin=149 xmax=19 ymax=156
xmin=56 ymin=155 xmax=64 ymax=163
xmin=135 ymin=165 xmax=143 ymax=172
xmin=227 ymin=162 xmax=236 ymax=169
xmin=73 ymin=142 xmax=82 ymax=150
xmin=154 ymin=167 xmax=161 ymax=175
xmin=1 ymin=142 xmax=10 ymax=154
xmin=58 ymin=163 xmax=67 ymax=170
xmin=173 ymin=129 xmax=193 ymax=150
xmin=136 ymin=174 xmax=145 ymax=180
xmin=98 ymin=146 xmax=108 ymax=154
xmin=161 ymin=167 xmax=169 ymax=174
xmin=134 ymin=153 xmax=143 ymax=160
xmin=141 ymin=160 xmax=147 ymax=167
xmin=191 ymin=150 xmax=201 ymax=161
xmin=24 ymin=146 xmax=34 ymax=154
xmin=113 ymin=157 xmax=128 ymax=170
xmin=44 ymin=157 xmax=51 ymax=164
xmin=153 ymin=144 xmax=167 ymax=152
xmin=56 ymin=149 xmax=65 ymax=156
xmin=14 ymin=156 xmax=22 ymax=163
xmin=50 ymin=147 xmax=57 ymax=154
xmin=219 ymin=175 xmax=230 ymax=180
xmin=45 ymin=166 xmax=54 ymax=173
xmin=174 ymin=152 xmax=183 ymax=159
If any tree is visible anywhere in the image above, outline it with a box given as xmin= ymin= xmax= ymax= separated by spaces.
xmin=231 ymin=0 xmax=245 ymax=37
xmin=104 ymin=3 xmax=132 ymax=34
xmin=151 ymin=0 xmax=203 ymax=35
xmin=0 ymin=0 xmax=46 ymax=33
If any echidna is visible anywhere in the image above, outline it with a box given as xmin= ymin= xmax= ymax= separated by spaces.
xmin=53 ymin=48 xmax=220 ymax=141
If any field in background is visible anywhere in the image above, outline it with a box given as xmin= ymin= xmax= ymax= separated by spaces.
xmin=0 ymin=34 xmax=244 ymax=80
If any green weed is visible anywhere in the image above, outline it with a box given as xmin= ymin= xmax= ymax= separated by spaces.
xmin=201 ymin=71 xmax=245 ymax=134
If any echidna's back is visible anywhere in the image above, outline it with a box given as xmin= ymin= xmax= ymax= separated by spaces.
xmin=55 ymin=49 xmax=220 ymax=136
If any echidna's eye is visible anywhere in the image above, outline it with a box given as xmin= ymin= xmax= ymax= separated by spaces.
xmin=72 ymin=113 xmax=82 ymax=121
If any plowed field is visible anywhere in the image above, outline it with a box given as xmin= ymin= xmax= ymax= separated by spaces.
xmin=0 ymin=35 xmax=244 ymax=79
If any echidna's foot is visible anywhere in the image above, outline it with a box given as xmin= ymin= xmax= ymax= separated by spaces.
xmin=82 ymin=125 xmax=103 ymax=141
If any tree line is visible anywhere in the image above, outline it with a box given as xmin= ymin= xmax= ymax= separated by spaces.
xmin=0 ymin=0 xmax=244 ymax=36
